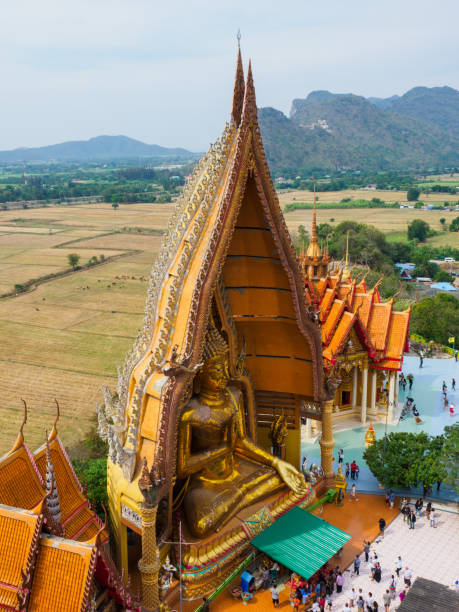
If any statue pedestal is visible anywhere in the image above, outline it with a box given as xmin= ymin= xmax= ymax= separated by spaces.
xmin=177 ymin=486 xmax=315 ymax=600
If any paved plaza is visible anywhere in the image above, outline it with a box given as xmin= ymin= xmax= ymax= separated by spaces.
xmin=328 ymin=505 xmax=459 ymax=610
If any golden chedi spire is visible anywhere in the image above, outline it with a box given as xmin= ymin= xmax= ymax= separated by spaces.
xmin=306 ymin=183 xmax=322 ymax=259
xmin=342 ymin=230 xmax=351 ymax=281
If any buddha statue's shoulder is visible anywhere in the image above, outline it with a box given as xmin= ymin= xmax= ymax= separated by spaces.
xmin=226 ymin=386 xmax=243 ymax=409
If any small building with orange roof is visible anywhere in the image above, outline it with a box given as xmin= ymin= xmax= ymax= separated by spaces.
xmin=299 ymin=201 xmax=410 ymax=426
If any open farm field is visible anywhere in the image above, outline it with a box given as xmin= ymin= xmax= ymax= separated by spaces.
xmin=284 ymin=206 xmax=459 ymax=244
xmin=277 ymin=188 xmax=459 ymax=206
xmin=0 ymin=196 xmax=458 ymax=454
xmin=0 ymin=202 xmax=172 ymax=454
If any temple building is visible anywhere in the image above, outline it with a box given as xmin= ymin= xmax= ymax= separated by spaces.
xmin=0 ymin=404 xmax=139 ymax=611
xmin=299 ymin=200 xmax=410 ymax=428
xmin=98 ymin=49 xmax=339 ymax=607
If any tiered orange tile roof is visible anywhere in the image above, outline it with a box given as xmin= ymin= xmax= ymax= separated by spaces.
xmin=0 ymin=504 xmax=43 ymax=610
xmin=0 ymin=411 xmax=105 ymax=544
xmin=28 ymin=534 xmax=96 ymax=612
xmin=305 ymin=273 xmax=410 ymax=371
xmin=34 ymin=434 xmax=104 ymax=542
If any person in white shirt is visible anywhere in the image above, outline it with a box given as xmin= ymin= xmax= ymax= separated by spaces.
xmin=404 ymin=567 xmax=413 ymax=587
xmin=312 ymin=601 xmax=320 ymax=612
xmin=365 ymin=592 xmax=374 ymax=611
xmin=395 ymin=555 xmax=402 ymax=577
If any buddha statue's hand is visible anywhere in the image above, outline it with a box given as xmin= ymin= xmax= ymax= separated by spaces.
xmin=272 ymin=458 xmax=308 ymax=495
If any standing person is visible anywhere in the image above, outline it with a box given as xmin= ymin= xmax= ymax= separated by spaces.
xmin=450 ymin=402 xmax=455 ymax=416
xmin=326 ymin=594 xmax=333 ymax=610
xmin=399 ymin=590 xmax=407 ymax=603
xmin=363 ymin=540 xmax=370 ymax=562
xmin=202 ymin=597 xmax=210 ymax=612
xmin=356 ymin=596 xmax=364 ymax=610
xmin=365 ymin=592 xmax=374 ymax=612
xmin=452 ymin=378 xmax=456 ymax=391
xmin=407 ymin=373 xmax=413 ymax=390
xmin=270 ymin=584 xmax=280 ymax=608
xmin=430 ymin=508 xmax=437 ymax=528
xmin=409 ymin=510 xmax=416 ymax=529
xmin=355 ymin=465 xmax=360 ymax=480
xmin=455 ymin=350 xmax=458 ymax=363
xmin=404 ymin=567 xmax=413 ymax=588
xmin=389 ymin=575 xmax=397 ymax=600
xmin=293 ymin=590 xmax=301 ymax=612
xmin=338 ymin=449 xmax=344 ymax=464
xmin=378 ymin=517 xmax=386 ymax=539
xmin=395 ymin=556 xmax=402 ymax=578
xmin=426 ymin=501 xmax=432 ymax=521
xmin=263 ymin=567 xmax=270 ymax=590
xmin=353 ymin=554 xmax=361 ymax=576
xmin=415 ymin=498 xmax=423 ymax=518
xmin=383 ymin=589 xmax=392 ymax=612
xmin=402 ymin=502 xmax=410 ymax=523
xmin=350 ymin=483 xmax=358 ymax=502
xmin=349 ymin=588 xmax=357 ymax=608
xmin=389 ymin=490 xmax=395 ymax=508
xmin=419 ymin=353 xmax=423 ymax=368
xmin=350 ymin=461 xmax=357 ymax=480
xmin=373 ymin=563 xmax=381 ymax=583
xmin=336 ymin=572 xmax=344 ymax=593
xmin=345 ymin=462 xmax=350 ymax=478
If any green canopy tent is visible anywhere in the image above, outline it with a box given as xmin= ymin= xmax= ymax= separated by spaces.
xmin=250 ymin=506 xmax=351 ymax=580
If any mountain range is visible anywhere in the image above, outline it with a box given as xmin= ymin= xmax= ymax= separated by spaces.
xmin=258 ymin=85 xmax=459 ymax=172
xmin=1 ymin=86 xmax=458 ymax=171
xmin=0 ymin=135 xmax=195 ymax=163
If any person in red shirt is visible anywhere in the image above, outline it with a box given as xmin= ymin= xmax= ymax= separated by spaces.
xmin=350 ymin=461 xmax=357 ymax=480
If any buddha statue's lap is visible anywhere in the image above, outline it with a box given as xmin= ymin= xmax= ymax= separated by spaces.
xmin=177 ymin=319 xmax=307 ymax=539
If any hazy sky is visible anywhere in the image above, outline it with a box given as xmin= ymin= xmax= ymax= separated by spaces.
xmin=1 ymin=0 xmax=458 ymax=151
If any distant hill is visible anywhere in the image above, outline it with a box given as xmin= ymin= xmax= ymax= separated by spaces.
xmin=258 ymin=86 xmax=459 ymax=172
xmin=0 ymin=135 xmax=195 ymax=163
xmin=372 ymin=86 xmax=459 ymax=137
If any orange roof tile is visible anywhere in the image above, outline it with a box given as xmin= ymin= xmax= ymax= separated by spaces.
xmin=321 ymin=299 xmax=345 ymax=344
xmin=0 ymin=504 xmax=42 ymax=609
xmin=384 ymin=310 xmax=410 ymax=360
xmin=28 ymin=534 xmax=95 ymax=612
xmin=323 ymin=312 xmax=355 ymax=361
xmin=353 ymin=293 xmax=373 ymax=328
xmin=0 ymin=446 xmax=45 ymax=510
xmin=34 ymin=437 xmax=105 ymax=542
xmin=319 ymin=288 xmax=336 ymax=323
xmin=367 ymin=301 xmax=393 ymax=352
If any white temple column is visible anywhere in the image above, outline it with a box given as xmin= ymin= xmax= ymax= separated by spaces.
xmin=394 ymin=371 xmax=400 ymax=405
xmin=371 ymin=370 xmax=377 ymax=413
xmin=305 ymin=418 xmax=312 ymax=441
xmin=361 ymin=366 xmax=368 ymax=424
xmin=352 ymin=366 xmax=358 ymax=407
xmin=388 ymin=372 xmax=395 ymax=422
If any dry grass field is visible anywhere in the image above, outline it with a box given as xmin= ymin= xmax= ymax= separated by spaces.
xmin=0 ymin=197 xmax=458 ymax=454
xmin=277 ymin=188 xmax=459 ymax=206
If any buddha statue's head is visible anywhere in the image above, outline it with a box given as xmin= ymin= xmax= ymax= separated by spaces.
xmin=199 ymin=319 xmax=230 ymax=393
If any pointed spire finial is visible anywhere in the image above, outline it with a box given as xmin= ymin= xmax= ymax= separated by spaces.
xmin=231 ymin=44 xmax=245 ymax=126
xmin=311 ymin=182 xmax=318 ymax=244
xmin=10 ymin=399 xmax=28 ymax=454
xmin=241 ymin=59 xmax=258 ymax=124
xmin=237 ymin=29 xmax=241 ymax=48
xmin=343 ymin=230 xmax=351 ymax=280
xmin=49 ymin=399 xmax=60 ymax=442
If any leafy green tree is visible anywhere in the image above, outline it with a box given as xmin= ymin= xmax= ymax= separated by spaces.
xmin=407 ymin=187 xmax=420 ymax=201
xmin=298 ymin=224 xmax=309 ymax=246
xmin=408 ymin=219 xmax=430 ymax=242
xmin=67 ymin=253 xmax=80 ymax=269
xmin=440 ymin=217 xmax=447 ymax=231
xmin=317 ymin=223 xmax=333 ymax=241
xmin=363 ymin=432 xmax=429 ymax=489
xmin=112 ymin=202 xmax=119 ymax=210
xmin=73 ymin=458 xmax=107 ymax=517
xmin=440 ymin=423 xmax=459 ymax=493
xmin=434 ymin=269 xmax=454 ymax=283
xmin=410 ymin=293 xmax=459 ymax=344
xmin=450 ymin=216 xmax=459 ymax=232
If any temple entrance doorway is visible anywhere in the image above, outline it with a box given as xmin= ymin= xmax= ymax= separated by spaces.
xmin=341 ymin=390 xmax=351 ymax=407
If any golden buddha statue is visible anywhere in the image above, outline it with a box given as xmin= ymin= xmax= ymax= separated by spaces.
xmin=177 ymin=319 xmax=308 ymax=538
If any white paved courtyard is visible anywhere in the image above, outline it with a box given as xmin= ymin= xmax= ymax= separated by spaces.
xmin=329 ymin=505 xmax=459 ymax=609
